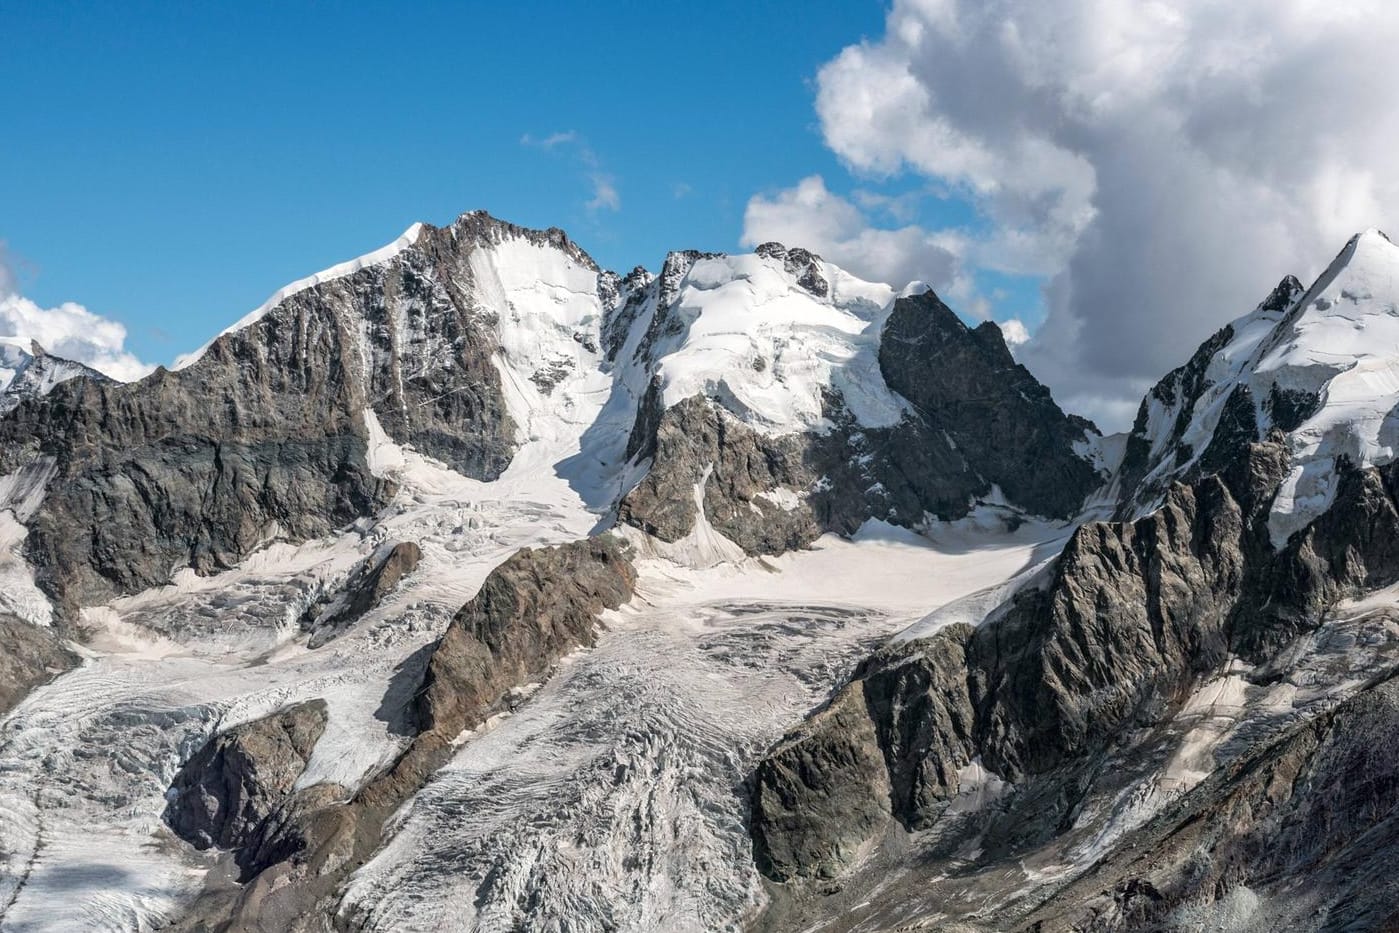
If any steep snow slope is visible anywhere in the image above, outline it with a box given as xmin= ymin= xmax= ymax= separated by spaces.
xmin=1119 ymin=229 xmax=1399 ymax=546
xmin=641 ymin=248 xmax=903 ymax=434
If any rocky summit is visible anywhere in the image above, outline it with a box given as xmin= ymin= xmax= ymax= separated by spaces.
xmin=4 ymin=211 xmax=1399 ymax=933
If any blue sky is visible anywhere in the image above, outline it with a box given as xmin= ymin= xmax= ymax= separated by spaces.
xmin=2 ymin=0 xmax=1035 ymax=366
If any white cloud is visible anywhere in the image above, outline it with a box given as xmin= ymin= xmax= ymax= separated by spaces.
xmin=587 ymin=173 xmax=620 ymax=212
xmin=741 ymin=175 xmax=962 ymax=292
xmin=519 ymin=130 xmax=578 ymax=149
xmin=812 ymin=0 xmax=1399 ymax=428
xmin=998 ymin=318 xmax=1030 ymax=349
xmin=0 ymin=253 xmax=151 ymax=382
xmin=0 ymin=294 xmax=151 ymax=382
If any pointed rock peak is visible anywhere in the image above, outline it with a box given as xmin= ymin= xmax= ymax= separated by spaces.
xmin=896 ymin=286 xmax=959 ymax=324
xmin=445 ymin=209 xmax=598 ymax=270
xmin=1259 ymin=275 xmax=1305 ymax=313
xmin=658 ymin=249 xmax=724 ymax=305
xmin=750 ymin=242 xmax=827 ymax=295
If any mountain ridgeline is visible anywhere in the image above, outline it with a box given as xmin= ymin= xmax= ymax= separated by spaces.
xmin=5 ymin=212 xmax=1399 ymax=933
xmin=0 ymin=212 xmax=1101 ymax=620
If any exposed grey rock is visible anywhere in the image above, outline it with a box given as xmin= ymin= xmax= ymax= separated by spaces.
xmin=0 ymin=340 xmax=111 ymax=415
xmin=601 ymin=266 xmax=655 ymax=362
xmin=301 ymin=540 xmax=421 ymax=648
xmin=414 ymin=535 xmax=637 ymax=741
xmin=618 ymin=394 xmax=822 ymax=554
xmin=163 ymin=699 xmax=328 ymax=879
xmin=1115 ymin=275 xmax=1308 ymax=519
xmin=751 ymin=629 xmax=985 ymax=883
xmin=619 ymin=288 xmax=1100 ymax=556
xmin=877 ymin=290 xmax=1101 ymax=520
xmin=0 ymin=612 xmax=78 ymax=717
xmin=173 ymin=536 xmax=637 ymax=931
xmin=750 ymin=434 xmax=1399 ymax=890
xmin=0 ymin=212 xmax=607 ymax=616
xmin=1019 ymin=671 xmax=1399 ymax=933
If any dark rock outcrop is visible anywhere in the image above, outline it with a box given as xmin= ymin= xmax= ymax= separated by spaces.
xmin=174 ymin=536 xmax=637 ymax=930
xmin=1020 ymin=671 xmax=1399 ymax=932
xmin=164 ymin=699 xmax=328 ymax=879
xmin=878 ymin=290 xmax=1101 ymax=519
xmin=619 ymin=288 xmax=1100 ymax=556
xmin=619 ymin=391 xmax=996 ymax=556
xmin=0 ymin=212 xmax=599 ymax=616
xmin=415 ymin=536 xmax=637 ymax=741
xmin=750 ymin=434 xmax=1399 ymax=885
xmin=1115 ymin=275 xmax=1308 ymax=518
xmin=301 ymin=540 xmax=422 ymax=647
xmin=0 ymin=613 xmax=78 ymax=717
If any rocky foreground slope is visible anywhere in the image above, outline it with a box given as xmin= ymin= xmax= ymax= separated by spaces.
xmin=749 ymin=230 xmax=1399 ymax=932
xmin=2 ymin=214 xmax=1399 ymax=932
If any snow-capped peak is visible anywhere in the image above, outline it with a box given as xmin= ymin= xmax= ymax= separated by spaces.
xmin=1119 ymin=227 xmax=1399 ymax=548
xmin=0 ymin=337 xmax=108 ymax=413
xmin=620 ymin=244 xmax=905 ymax=435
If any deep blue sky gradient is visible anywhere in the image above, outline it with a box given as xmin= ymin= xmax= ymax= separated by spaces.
xmin=3 ymin=1 xmax=1037 ymax=363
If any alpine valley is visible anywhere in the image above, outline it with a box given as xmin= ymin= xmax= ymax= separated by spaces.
xmin=4 ymin=211 xmax=1399 ymax=933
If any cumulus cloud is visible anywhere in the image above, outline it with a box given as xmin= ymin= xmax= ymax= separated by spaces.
xmin=813 ymin=0 xmax=1399 ymax=428
xmin=742 ymin=175 xmax=964 ymax=294
xmin=998 ymin=318 xmax=1030 ymax=349
xmin=0 ymin=251 xmax=151 ymax=382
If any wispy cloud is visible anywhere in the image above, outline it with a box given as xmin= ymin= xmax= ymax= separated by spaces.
xmin=519 ymin=130 xmax=578 ymax=149
xmin=587 ymin=174 xmax=620 ymax=212
xmin=522 ymin=130 xmax=620 ymax=213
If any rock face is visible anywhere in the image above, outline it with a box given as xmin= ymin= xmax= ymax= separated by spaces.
xmin=172 ymin=536 xmax=638 ymax=930
xmin=301 ymin=540 xmax=422 ymax=647
xmin=0 ymin=613 xmax=78 ymax=716
xmin=0 ymin=213 xmax=599 ymax=615
xmin=750 ymin=432 xmax=1399 ymax=887
xmin=1020 ymin=671 xmax=1399 ymax=932
xmin=164 ymin=699 xmax=328 ymax=879
xmin=878 ymin=290 xmax=1101 ymax=519
xmin=619 ymin=289 xmax=1100 ymax=556
xmin=415 ymin=535 xmax=637 ymax=740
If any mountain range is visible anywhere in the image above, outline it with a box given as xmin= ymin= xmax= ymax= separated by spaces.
xmin=2 ymin=211 xmax=1399 ymax=932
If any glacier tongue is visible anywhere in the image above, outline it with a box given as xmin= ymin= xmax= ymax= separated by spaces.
xmin=337 ymin=520 xmax=1059 ymax=933
xmin=0 ymin=210 xmax=1093 ymax=931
